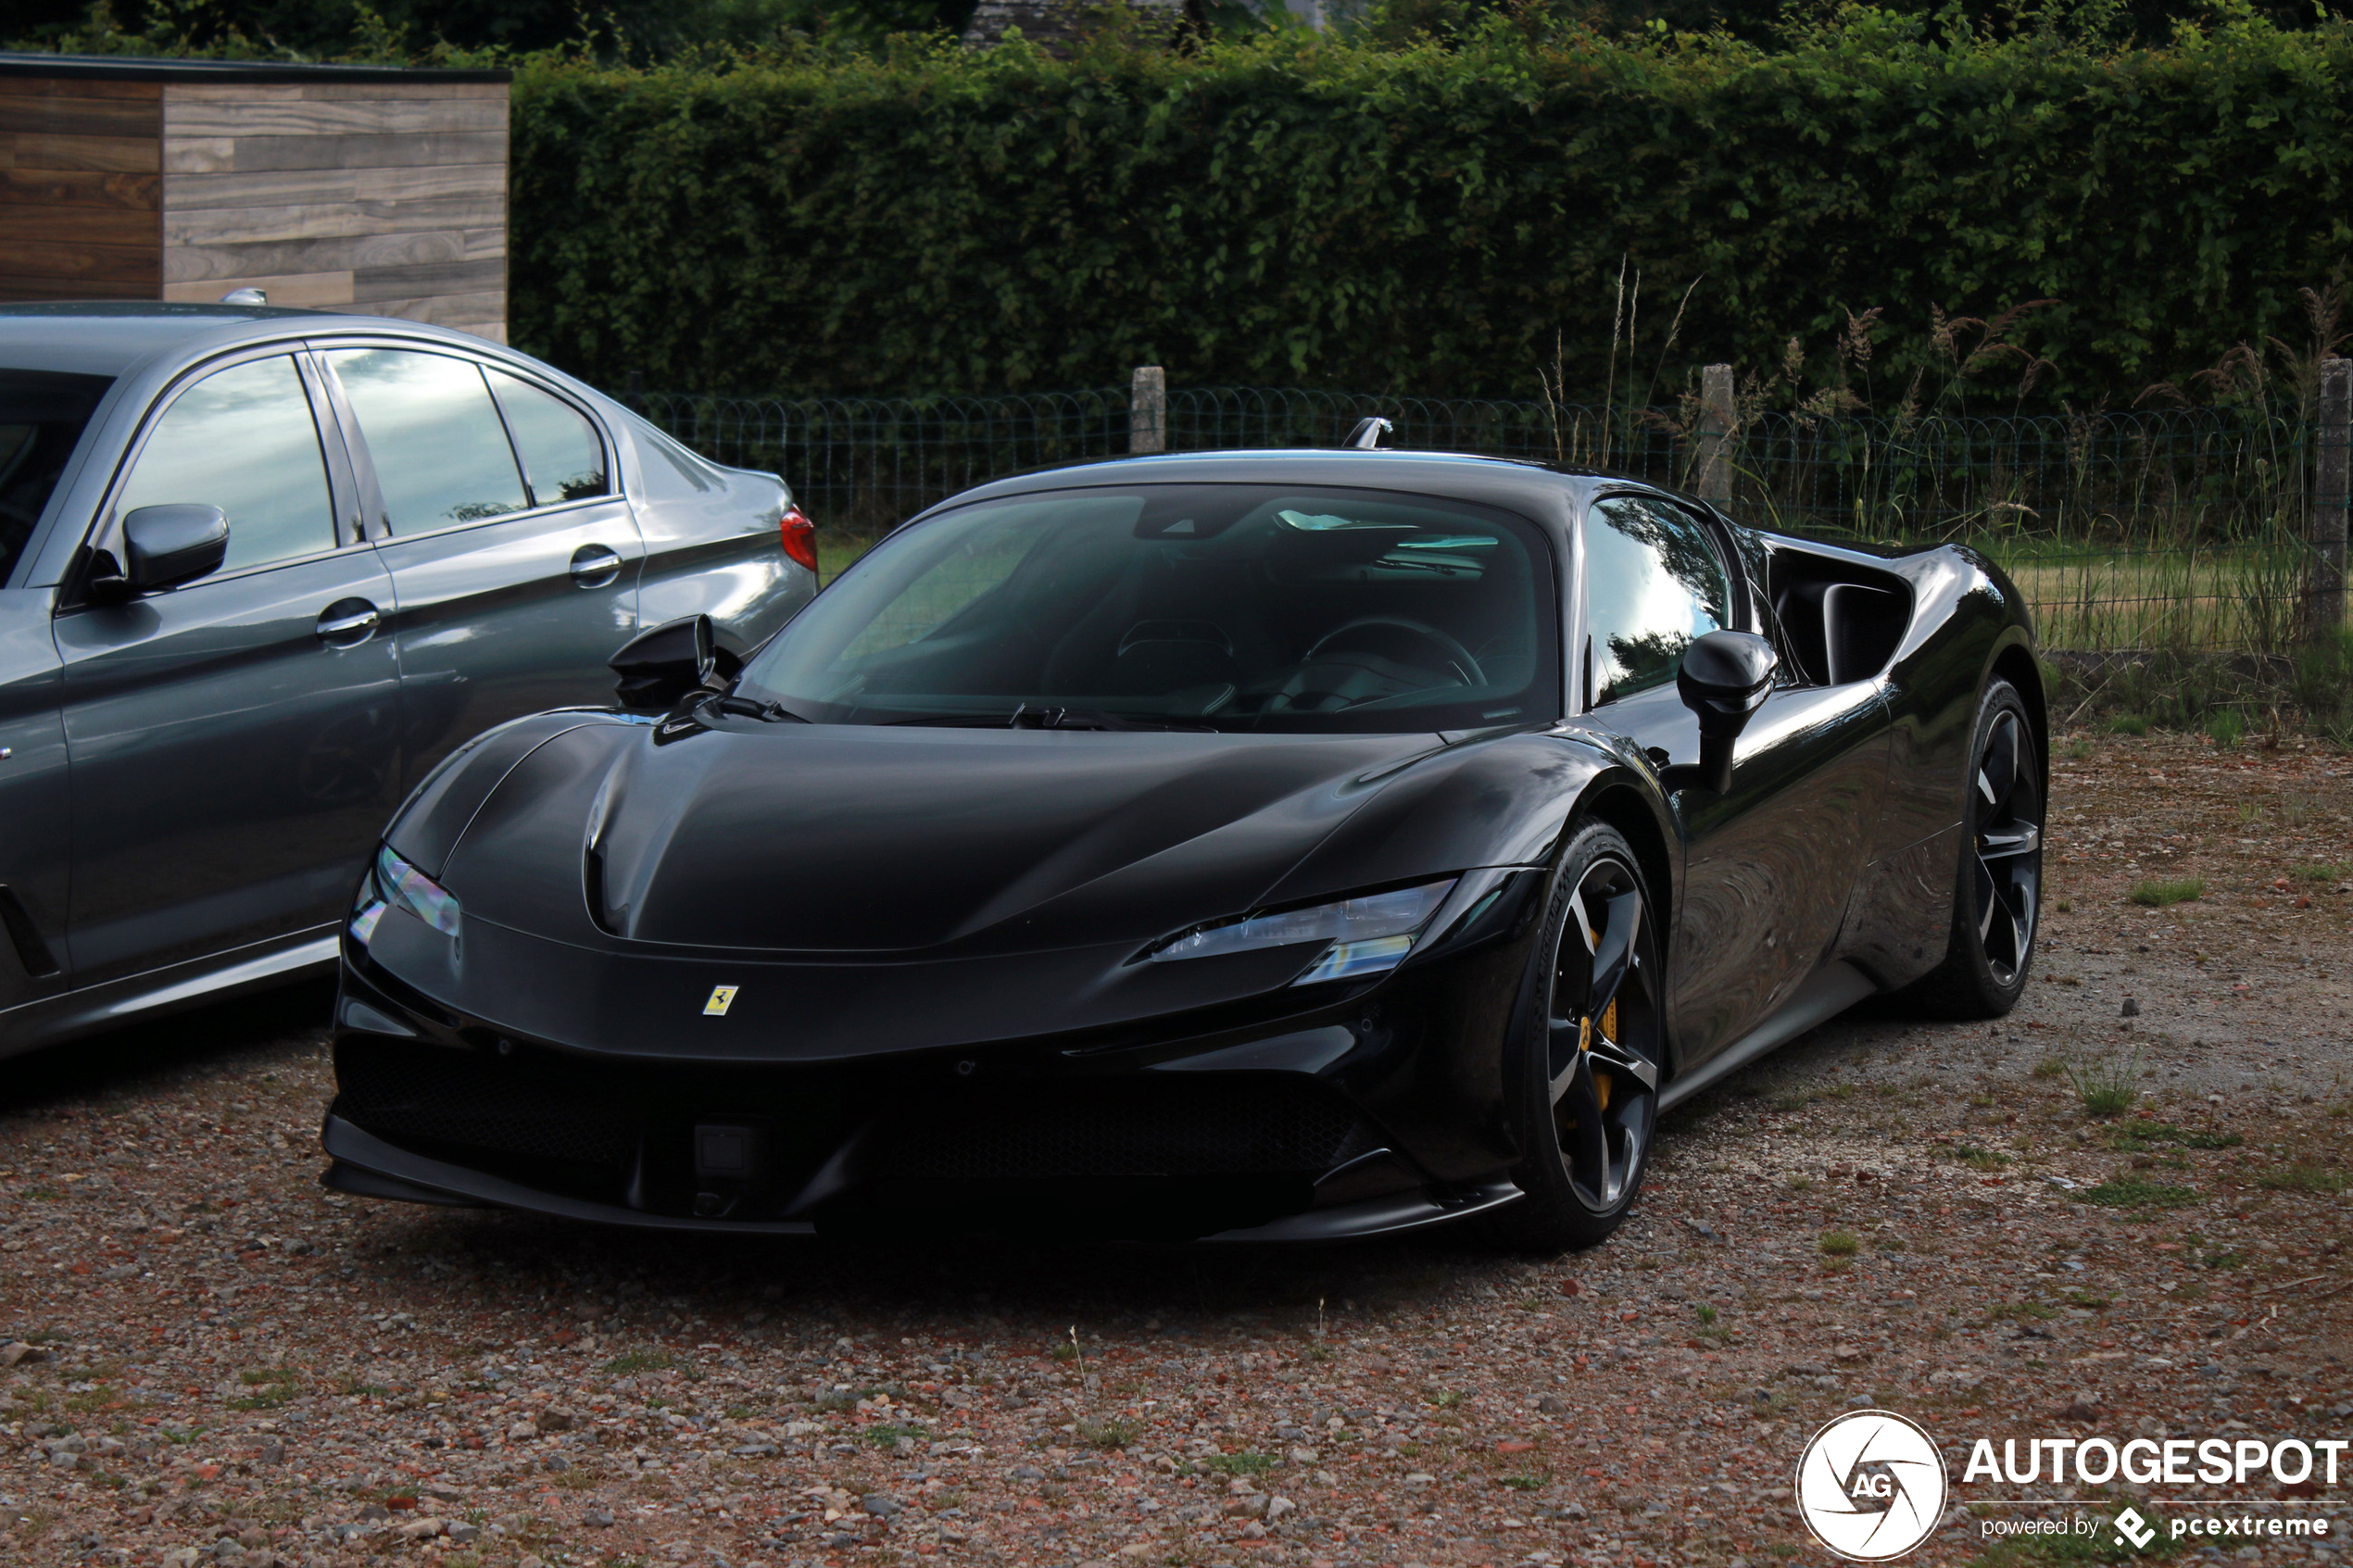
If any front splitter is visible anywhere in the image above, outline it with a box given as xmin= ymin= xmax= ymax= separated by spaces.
xmin=319 ymin=1116 xmax=1521 ymax=1243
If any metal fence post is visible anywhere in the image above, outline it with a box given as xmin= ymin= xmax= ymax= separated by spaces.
xmin=2312 ymin=356 xmax=2351 ymax=641
xmin=1130 ymin=366 xmax=1166 ymax=455
xmin=1696 ymin=363 xmax=1734 ymax=507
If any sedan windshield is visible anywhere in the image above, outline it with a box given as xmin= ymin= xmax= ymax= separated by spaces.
xmin=737 ymin=483 xmax=1559 ymax=731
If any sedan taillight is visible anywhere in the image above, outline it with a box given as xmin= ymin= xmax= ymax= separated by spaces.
xmin=779 ymin=505 xmax=817 ymax=573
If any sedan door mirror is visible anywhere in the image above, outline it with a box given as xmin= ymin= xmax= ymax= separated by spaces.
xmin=1671 ymin=629 xmax=1777 ymax=793
xmin=92 ymin=505 xmax=231 ymax=600
xmin=610 ymin=613 xmax=718 ymax=710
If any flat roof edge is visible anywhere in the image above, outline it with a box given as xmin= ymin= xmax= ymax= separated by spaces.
xmin=0 ymin=51 xmax=510 ymax=84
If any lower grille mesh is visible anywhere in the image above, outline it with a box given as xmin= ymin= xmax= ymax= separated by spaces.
xmin=889 ymin=1081 xmax=1373 ymax=1180
xmin=334 ymin=1043 xmax=638 ymax=1168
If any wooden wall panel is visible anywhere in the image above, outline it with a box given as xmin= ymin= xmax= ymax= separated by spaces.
xmin=160 ymin=81 xmax=509 ymax=338
xmin=0 ymin=80 xmax=158 ymax=303
xmin=0 ymin=70 xmax=506 ymax=339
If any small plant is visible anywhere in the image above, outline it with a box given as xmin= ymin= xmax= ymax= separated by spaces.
xmin=2066 ymin=739 xmax=2094 ymax=760
xmin=865 ymin=1424 xmax=923 ymax=1449
xmin=2292 ymin=862 xmax=2350 ymax=883
xmin=2206 ymin=709 xmax=2245 ymax=749
xmin=1500 ymin=1473 xmax=1545 ymax=1490
xmin=2054 ymin=897 xmax=2073 ymax=912
xmin=1076 ymin=1417 xmax=1139 ymax=1449
xmin=2108 ymin=1120 xmax=2241 ymax=1151
xmin=2080 ymin=1175 xmax=2198 ymax=1210
xmin=1693 ymin=1304 xmax=1718 ymax=1324
xmin=228 ymin=1368 xmax=297 ymax=1411
xmin=2129 ymin=876 xmax=2204 ymax=908
xmin=1874 ymin=1234 xmax=1907 ymax=1251
xmin=2066 ymin=1290 xmax=2111 ymax=1310
xmin=1785 ymin=1173 xmax=1815 ymax=1192
xmin=1202 ymin=1451 xmax=1277 ymax=1475
xmin=2066 ymin=1051 xmax=2141 ymax=1116
xmin=600 ymin=1351 xmax=676 ymax=1375
xmin=1819 ymin=1230 xmax=1859 ymax=1257
xmin=2238 ymin=801 xmax=2267 ymax=824
xmin=2256 ymin=1163 xmax=2347 ymax=1194
xmin=2108 ymin=714 xmax=2149 ymax=736
xmin=1988 ymin=1300 xmax=2059 ymax=1322
xmin=1429 ymin=1389 xmax=1465 ymax=1409
xmin=2032 ymin=1057 xmax=2068 ymax=1080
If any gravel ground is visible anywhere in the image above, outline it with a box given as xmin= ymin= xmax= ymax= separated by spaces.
xmin=2 ymin=730 xmax=2348 ymax=1568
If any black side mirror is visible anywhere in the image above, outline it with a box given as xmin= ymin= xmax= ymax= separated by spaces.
xmin=611 ymin=614 xmax=720 ymax=710
xmin=1667 ymin=629 xmax=1777 ymax=793
xmin=90 ymin=505 xmax=230 ymax=600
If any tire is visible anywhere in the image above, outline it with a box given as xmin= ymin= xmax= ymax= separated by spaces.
xmin=1889 ymin=678 xmax=2045 ymax=1020
xmin=1480 ymin=820 xmax=1666 ymax=1253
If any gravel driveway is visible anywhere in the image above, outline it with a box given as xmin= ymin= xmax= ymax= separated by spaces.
xmin=3 ymin=730 xmax=2347 ymax=1568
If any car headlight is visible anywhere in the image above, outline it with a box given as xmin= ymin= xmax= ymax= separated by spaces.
xmin=1150 ymin=878 xmax=1458 ymax=985
xmin=350 ymin=845 xmax=460 ymax=946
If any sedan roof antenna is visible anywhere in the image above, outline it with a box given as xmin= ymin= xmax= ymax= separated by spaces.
xmin=1344 ymin=416 xmax=1394 ymax=450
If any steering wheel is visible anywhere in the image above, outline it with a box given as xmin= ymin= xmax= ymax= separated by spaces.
xmin=1259 ymin=616 xmax=1487 ymax=717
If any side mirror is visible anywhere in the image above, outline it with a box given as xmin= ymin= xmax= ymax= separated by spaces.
xmin=1668 ymin=629 xmax=1777 ymax=794
xmin=610 ymin=613 xmax=720 ymax=710
xmin=91 ymin=505 xmax=230 ymax=600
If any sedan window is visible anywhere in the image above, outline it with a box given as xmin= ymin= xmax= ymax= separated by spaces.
xmin=486 ymin=369 xmax=608 ymax=506
xmin=0 ymin=368 xmax=110 ymax=585
xmin=327 ymin=348 xmax=527 ymax=533
xmin=116 ymin=356 xmax=333 ymax=575
xmin=1584 ymin=495 xmax=1730 ymax=706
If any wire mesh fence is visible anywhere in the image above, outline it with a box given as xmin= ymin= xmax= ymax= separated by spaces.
xmin=618 ymin=383 xmax=2332 ymax=657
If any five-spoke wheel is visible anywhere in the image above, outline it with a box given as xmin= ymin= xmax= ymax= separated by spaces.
xmin=1491 ymin=822 xmax=1664 ymax=1250
xmin=1895 ymin=677 xmax=2045 ymax=1018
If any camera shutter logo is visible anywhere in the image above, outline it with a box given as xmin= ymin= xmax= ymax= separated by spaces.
xmin=1793 ymin=1409 xmax=1949 ymax=1561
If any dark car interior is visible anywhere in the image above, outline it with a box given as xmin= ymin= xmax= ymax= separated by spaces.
xmin=745 ymin=484 xmax=1562 ymax=731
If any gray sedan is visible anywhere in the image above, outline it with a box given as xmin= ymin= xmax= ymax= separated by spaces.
xmin=0 ymin=303 xmax=815 ymax=1058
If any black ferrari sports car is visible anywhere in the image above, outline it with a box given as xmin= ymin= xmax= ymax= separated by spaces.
xmin=321 ymin=447 xmax=2045 ymax=1248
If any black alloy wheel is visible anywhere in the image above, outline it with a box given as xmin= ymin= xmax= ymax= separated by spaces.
xmin=1486 ymin=821 xmax=1665 ymax=1251
xmin=1894 ymin=677 xmax=2045 ymax=1019
xmin=1971 ymin=705 xmax=2042 ymax=987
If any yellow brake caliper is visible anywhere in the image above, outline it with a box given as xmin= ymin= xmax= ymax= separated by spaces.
xmin=1580 ymin=918 xmax=1617 ymax=1113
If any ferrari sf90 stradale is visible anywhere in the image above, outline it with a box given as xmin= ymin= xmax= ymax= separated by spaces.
xmin=321 ymin=447 xmax=2043 ymax=1248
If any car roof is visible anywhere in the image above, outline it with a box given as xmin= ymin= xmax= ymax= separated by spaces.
xmin=0 ymin=301 xmax=333 ymax=379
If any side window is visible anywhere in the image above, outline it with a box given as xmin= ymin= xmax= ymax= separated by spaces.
xmin=116 ymin=356 xmax=334 ymax=575
xmin=1583 ymin=495 xmax=1730 ymax=705
xmin=326 ymin=349 xmax=527 ymax=533
xmin=486 ymin=369 xmax=609 ymax=506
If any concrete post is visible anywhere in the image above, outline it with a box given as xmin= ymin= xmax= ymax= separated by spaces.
xmin=2312 ymin=356 xmax=2351 ymax=640
xmin=1696 ymin=362 xmax=1734 ymax=508
xmin=1130 ymin=366 xmax=1166 ymax=455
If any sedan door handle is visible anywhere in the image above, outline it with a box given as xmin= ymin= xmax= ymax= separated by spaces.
xmin=571 ymin=545 xmax=623 ymax=588
xmin=316 ymin=600 xmax=382 ymax=645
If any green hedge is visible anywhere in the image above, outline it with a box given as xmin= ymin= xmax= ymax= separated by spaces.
xmin=510 ymin=16 xmax=2353 ymax=404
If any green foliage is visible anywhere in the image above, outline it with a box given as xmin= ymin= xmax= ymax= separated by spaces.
xmin=1202 ymin=1450 xmax=1278 ymax=1474
xmin=502 ymin=15 xmax=2353 ymax=398
xmin=1818 ymin=1229 xmax=1858 ymax=1256
xmin=2067 ymin=1050 xmax=2142 ymax=1113
xmin=2129 ymin=875 xmax=2203 ymax=907
xmin=2080 ymin=1174 xmax=2199 ymax=1208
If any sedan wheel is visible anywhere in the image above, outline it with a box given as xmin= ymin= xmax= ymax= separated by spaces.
xmin=1487 ymin=821 xmax=1664 ymax=1251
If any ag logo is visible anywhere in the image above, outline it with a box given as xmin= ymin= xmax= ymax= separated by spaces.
xmin=1794 ymin=1409 xmax=1948 ymax=1561
xmin=2113 ymin=1507 xmax=2157 ymax=1550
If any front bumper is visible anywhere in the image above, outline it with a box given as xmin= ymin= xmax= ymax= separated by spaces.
xmin=321 ymin=869 xmax=1548 ymax=1242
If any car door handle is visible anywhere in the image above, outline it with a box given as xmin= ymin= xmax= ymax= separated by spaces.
xmin=571 ymin=545 xmax=623 ymax=588
xmin=316 ymin=601 xmax=382 ymax=645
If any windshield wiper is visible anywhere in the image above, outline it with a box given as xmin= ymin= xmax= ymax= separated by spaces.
xmin=703 ymin=693 xmax=809 ymax=723
xmin=877 ymin=706 xmax=1216 ymax=732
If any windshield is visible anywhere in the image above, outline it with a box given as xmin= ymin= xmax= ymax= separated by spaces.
xmin=737 ymin=483 xmax=1559 ymax=731
xmin=0 ymin=369 xmax=110 ymax=584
